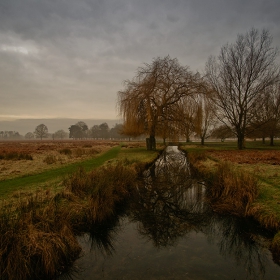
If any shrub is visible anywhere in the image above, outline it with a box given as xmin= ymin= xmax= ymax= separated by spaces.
xmin=0 ymin=152 xmax=33 ymax=160
xmin=59 ymin=148 xmax=72 ymax=156
xmin=207 ymin=162 xmax=259 ymax=216
xmin=0 ymin=197 xmax=81 ymax=280
xmin=73 ymin=148 xmax=86 ymax=157
xmin=43 ymin=155 xmax=57 ymax=164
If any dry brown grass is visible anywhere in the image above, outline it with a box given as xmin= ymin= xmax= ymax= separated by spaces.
xmin=206 ymin=150 xmax=280 ymax=165
xmin=0 ymin=159 xmax=138 ymax=279
xmin=0 ymin=193 xmax=81 ymax=280
xmin=206 ymin=162 xmax=259 ymax=216
xmin=0 ymin=140 xmax=117 ymax=180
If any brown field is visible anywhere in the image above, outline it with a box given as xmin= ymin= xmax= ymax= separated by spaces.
xmin=0 ymin=140 xmax=119 ymax=180
xmin=207 ymin=150 xmax=280 ymax=165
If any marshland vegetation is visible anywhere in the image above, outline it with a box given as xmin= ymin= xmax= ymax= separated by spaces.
xmin=182 ymin=140 xmax=280 ymax=263
xmin=0 ymin=140 xmax=160 ymax=279
xmin=1 ymin=139 xmax=280 ymax=278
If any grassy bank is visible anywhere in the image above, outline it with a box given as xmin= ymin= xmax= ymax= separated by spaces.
xmin=0 ymin=144 xmax=160 ymax=199
xmin=0 ymin=143 xmax=161 ymax=279
xmin=0 ymin=146 xmax=121 ymax=198
xmin=181 ymin=140 xmax=280 ymax=263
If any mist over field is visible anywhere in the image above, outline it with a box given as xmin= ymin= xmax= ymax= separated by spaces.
xmin=0 ymin=118 xmax=120 ymax=135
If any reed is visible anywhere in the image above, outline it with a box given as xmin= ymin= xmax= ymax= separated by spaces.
xmin=0 ymin=151 xmax=33 ymax=160
xmin=87 ymin=162 xmax=137 ymax=222
xmin=206 ymin=162 xmax=259 ymax=216
xmin=0 ymin=159 xmax=139 ymax=279
xmin=0 ymin=196 xmax=81 ymax=280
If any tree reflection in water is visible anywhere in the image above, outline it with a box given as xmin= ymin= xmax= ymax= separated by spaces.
xmin=130 ymin=146 xmax=211 ymax=247
xmin=129 ymin=146 xmax=275 ymax=278
xmin=61 ymin=146 xmax=278 ymax=280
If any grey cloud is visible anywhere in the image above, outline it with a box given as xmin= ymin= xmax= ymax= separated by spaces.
xmin=0 ymin=0 xmax=280 ymax=122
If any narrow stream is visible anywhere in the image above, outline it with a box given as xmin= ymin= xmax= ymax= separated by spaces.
xmin=60 ymin=146 xmax=280 ymax=280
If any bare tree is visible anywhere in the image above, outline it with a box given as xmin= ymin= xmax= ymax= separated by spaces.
xmin=205 ymin=28 xmax=280 ymax=149
xmin=99 ymin=122 xmax=109 ymax=139
xmin=90 ymin=125 xmax=100 ymax=139
xmin=176 ymin=96 xmax=198 ymax=142
xmin=34 ymin=124 xmax=48 ymax=140
xmin=118 ymin=56 xmax=201 ymax=150
xmin=25 ymin=132 xmax=34 ymax=139
xmin=211 ymin=125 xmax=235 ymax=142
xmin=69 ymin=121 xmax=88 ymax=139
xmin=194 ymin=94 xmax=217 ymax=145
xmin=54 ymin=129 xmax=68 ymax=139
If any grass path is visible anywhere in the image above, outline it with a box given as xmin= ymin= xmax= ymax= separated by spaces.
xmin=0 ymin=146 xmax=121 ymax=197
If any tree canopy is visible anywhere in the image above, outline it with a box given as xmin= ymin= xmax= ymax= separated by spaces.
xmin=118 ymin=56 xmax=202 ymax=149
xmin=205 ymin=28 xmax=280 ymax=149
xmin=34 ymin=124 xmax=48 ymax=140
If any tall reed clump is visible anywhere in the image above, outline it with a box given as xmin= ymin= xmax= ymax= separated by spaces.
xmin=206 ymin=162 xmax=259 ymax=216
xmin=88 ymin=161 xmax=137 ymax=222
xmin=63 ymin=161 xmax=138 ymax=224
xmin=0 ymin=195 xmax=81 ymax=280
xmin=187 ymin=151 xmax=209 ymax=177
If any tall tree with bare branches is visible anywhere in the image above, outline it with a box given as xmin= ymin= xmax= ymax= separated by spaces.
xmin=205 ymin=28 xmax=280 ymax=149
xmin=118 ymin=56 xmax=201 ymax=150
xmin=194 ymin=94 xmax=217 ymax=145
xmin=34 ymin=124 xmax=48 ymax=140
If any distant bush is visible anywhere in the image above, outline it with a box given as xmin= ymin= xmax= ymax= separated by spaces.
xmin=59 ymin=148 xmax=72 ymax=156
xmin=73 ymin=148 xmax=86 ymax=157
xmin=43 ymin=155 xmax=57 ymax=164
xmin=0 ymin=152 xmax=33 ymax=160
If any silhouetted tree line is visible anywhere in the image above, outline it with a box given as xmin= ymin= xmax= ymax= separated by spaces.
xmin=68 ymin=122 xmax=130 ymax=140
xmin=0 ymin=131 xmax=22 ymax=139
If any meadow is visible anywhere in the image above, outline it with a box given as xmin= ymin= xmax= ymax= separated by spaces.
xmin=0 ymin=139 xmax=160 ymax=279
xmin=1 ymin=139 xmax=280 ymax=278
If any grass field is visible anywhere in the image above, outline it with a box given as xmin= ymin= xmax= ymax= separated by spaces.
xmin=1 ymin=138 xmax=280 ymax=278
xmin=0 ymin=139 xmax=161 ymax=279
xmin=0 ymin=140 xmax=159 ymax=199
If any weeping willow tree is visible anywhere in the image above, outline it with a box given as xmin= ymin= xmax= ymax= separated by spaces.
xmin=118 ymin=56 xmax=201 ymax=150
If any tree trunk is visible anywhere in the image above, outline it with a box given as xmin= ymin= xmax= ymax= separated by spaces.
xmin=262 ymin=137 xmax=265 ymax=144
xmin=237 ymin=135 xmax=245 ymax=150
xmin=146 ymin=136 xmax=156 ymax=150
xmin=201 ymin=137 xmax=205 ymax=145
xmin=270 ymin=135 xmax=274 ymax=146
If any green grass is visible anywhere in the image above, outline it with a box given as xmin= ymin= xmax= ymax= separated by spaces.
xmin=0 ymin=145 xmax=162 ymax=199
xmin=117 ymin=147 xmax=160 ymax=163
xmin=0 ymin=146 xmax=121 ymax=198
xmin=182 ymin=139 xmax=280 ymax=150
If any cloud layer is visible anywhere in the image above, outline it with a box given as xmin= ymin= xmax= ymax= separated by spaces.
xmin=1 ymin=0 xmax=280 ymax=120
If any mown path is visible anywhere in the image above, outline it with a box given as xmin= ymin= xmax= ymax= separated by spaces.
xmin=0 ymin=146 xmax=121 ymax=197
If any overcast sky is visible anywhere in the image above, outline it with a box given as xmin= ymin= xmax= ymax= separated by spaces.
xmin=1 ymin=0 xmax=280 ymax=122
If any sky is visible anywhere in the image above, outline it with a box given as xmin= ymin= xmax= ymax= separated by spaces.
xmin=1 ymin=0 xmax=280 ymax=124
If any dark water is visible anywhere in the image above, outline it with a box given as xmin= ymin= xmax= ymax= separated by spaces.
xmin=61 ymin=146 xmax=280 ymax=280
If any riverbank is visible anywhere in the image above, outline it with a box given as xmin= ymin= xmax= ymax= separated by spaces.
xmin=0 ymin=141 xmax=161 ymax=279
xmin=181 ymin=140 xmax=280 ymax=263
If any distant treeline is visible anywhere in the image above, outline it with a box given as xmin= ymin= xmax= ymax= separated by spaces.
xmin=0 ymin=122 xmax=137 ymax=140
